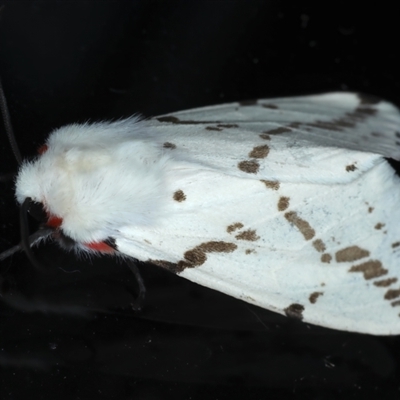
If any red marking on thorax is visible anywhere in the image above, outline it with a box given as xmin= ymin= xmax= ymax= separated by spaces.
xmin=38 ymin=144 xmax=48 ymax=155
xmin=84 ymin=241 xmax=115 ymax=253
xmin=47 ymin=215 xmax=63 ymax=228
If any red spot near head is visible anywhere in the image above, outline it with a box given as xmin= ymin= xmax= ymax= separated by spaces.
xmin=84 ymin=241 xmax=115 ymax=253
xmin=47 ymin=215 xmax=63 ymax=228
xmin=38 ymin=144 xmax=48 ymax=155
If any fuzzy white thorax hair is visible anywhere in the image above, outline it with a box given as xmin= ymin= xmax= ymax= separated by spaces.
xmin=16 ymin=117 xmax=174 ymax=243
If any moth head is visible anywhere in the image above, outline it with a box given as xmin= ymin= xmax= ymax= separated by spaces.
xmin=14 ymin=126 xmax=120 ymax=254
xmin=14 ymin=119 xmax=168 ymax=255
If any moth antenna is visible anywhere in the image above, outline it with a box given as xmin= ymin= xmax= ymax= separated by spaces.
xmin=0 ymin=78 xmax=50 ymax=270
xmin=0 ymin=76 xmax=22 ymax=165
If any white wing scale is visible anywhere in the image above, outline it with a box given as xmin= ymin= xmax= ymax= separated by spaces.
xmin=116 ymin=92 xmax=400 ymax=334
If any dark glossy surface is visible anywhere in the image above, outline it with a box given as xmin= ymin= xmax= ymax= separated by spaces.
xmin=1 ymin=2 xmax=400 ymax=399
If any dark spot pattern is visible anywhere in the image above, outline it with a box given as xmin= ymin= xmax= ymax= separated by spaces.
xmin=303 ymin=105 xmax=377 ymax=132
xmin=309 ymin=292 xmax=324 ymax=304
xmin=374 ymin=278 xmax=398 ymax=287
xmin=335 ymin=246 xmax=370 ymax=262
xmin=157 ymin=116 xmax=222 ymax=125
xmin=260 ymin=180 xmax=280 ymax=190
xmin=149 ymin=259 xmax=181 ymax=273
xmin=312 ymin=239 xmax=326 ymax=253
xmin=157 ymin=116 xmax=181 ymax=124
xmin=238 ymin=160 xmax=260 ymax=174
xmin=278 ymin=197 xmax=290 ymax=212
xmin=346 ymin=164 xmax=357 ymax=172
xmin=163 ymin=142 xmax=176 ymax=149
xmin=385 ymin=288 xmax=400 ymax=300
xmin=284 ymin=211 xmax=315 ymax=240
xmin=392 ymin=242 xmax=400 ymax=248
xmin=235 ymin=229 xmax=260 ymax=242
xmin=177 ymin=241 xmax=238 ymax=270
xmin=227 ymin=223 xmax=244 ymax=233
xmin=262 ymin=104 xmax=278 ymax=109
xmin=206 ymin=126 xmax=223 ymax=131
xmin=217 ymin=123 xmax=238 ymax=128
xmin=259 ymin=133 xmax=271 ymax=140
xmin=375 ymin=223 xmax=385 ymax=230
xmin=264 ymin=127 xmax=292 ymax=135
xmin=249 ymin=145 xmax=269 ymax=159
xmin=284 ymin=303 xmax=305 ymax=320
xmin=321 ymin=254 xmax=332 ymax=263
xmin=173 ymin=190 xmax=186 ymax=202
xmin=349 ymin=260 xmax=387 ymax=280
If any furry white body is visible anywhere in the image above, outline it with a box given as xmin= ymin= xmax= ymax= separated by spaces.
xmin=15 ymin=93 xmax=400 ymax=334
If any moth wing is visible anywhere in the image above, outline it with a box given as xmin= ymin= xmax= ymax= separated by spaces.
xmin=117 ymin=92 xmax=400 ymax=334
xmin=156 ymin=92 xmax=400 ymax=161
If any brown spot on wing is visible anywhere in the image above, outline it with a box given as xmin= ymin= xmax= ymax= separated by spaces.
xmin=150 ymin=259 xmax=181 ymax=273
xmin=235 ymin=229 xmax=260 ymax=241
xmin=284 ymin=211 xmax=315 ymax=240
xmin=265 ymin=127 xmax=292 ymax=135
xmin=245 ymin=249 xmax=255 ymax=254
xmin=259 ymin=133 xmax=271 ymax=140
xmin=385 ymin=288 xmax=400 ymax=300
xmin=346 ymin=164 xmax=357 ymax=172
xmin=173 ymin=190 xmax=186 ymax=202
xmin=375 ymin=223 xmax=385 ymax=230
xmin=392 ymin=242 xmax=400 ymax=248
xmin=309 ymin=292 xmax=324 ymax=304
xmin=249 ymin=145 xmax=269 ymax=159
xmin=284 ymin=303 xmax=304 ymax=320
xmin=262 ymin=104 xmax=279 ymax=109
xmin=157 ymin=116 xmax=180 ymax=123
xmin=238 ymin=160 xmax=260 ymax=174
xmin=303 ymin=105 xmax=377 ymax=132
xmin=261 ymin=180 xmax=280 ymax=190
xmin=313 ymin=239 xmax=326 ymax=253
xmin=335 ymin=246 xmax=370 ymax=262
xmin=374 ymin=278 xmax=398 ymax=287
xmin=178 ymin=241 xmax=238 ymax=270
xmin=368 ymin=207 xmax=374 ymax=213
xmin=217 ymin=123 xmax=239 ymax=128
xmin=163 ymin=142 xmax=177 ymax=149
xmin=278 ymin=197 xmax=290 ymax=212
xmin=157 ymin=117 xmax=222 ymax=125
xmin=227 ymin=222 xmax=244 ymax=233
xmin=206 ymin=126 xmax=223 ymax=131
xmin=321 ymin=254 xmax=332 ymax=263
xmin=349 ymin=260 xmax=387 ymax=280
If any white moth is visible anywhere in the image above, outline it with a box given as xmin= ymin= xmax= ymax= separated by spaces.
xmin=9 ymin=92 xmax=400 ymax=335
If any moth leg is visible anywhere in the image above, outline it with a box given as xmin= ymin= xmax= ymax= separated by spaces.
xmin=125 ymin=259 xmax=146 ymax=311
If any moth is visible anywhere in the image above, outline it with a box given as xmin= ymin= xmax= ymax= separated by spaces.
xmin=2 ymin=91 xmax=400 ymax=335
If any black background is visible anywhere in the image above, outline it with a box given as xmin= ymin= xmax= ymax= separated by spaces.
xmin=1 ymin=1 xmax=400 ymax=399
